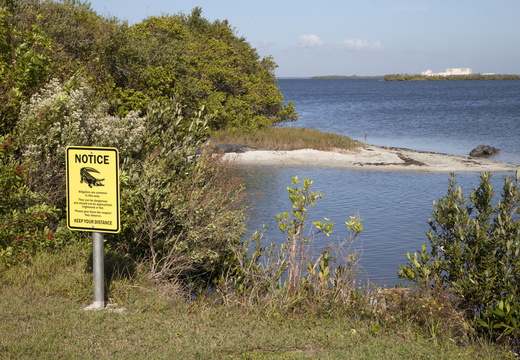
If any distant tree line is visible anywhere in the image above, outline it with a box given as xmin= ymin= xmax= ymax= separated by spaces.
xmin=384 ymin=74 xmax=520 ymax=81
xmin=311 ymin=75 xmax=383 ymax=79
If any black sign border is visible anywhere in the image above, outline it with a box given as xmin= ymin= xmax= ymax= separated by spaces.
xmin=66 ymin=146 xmax=120 ymax=233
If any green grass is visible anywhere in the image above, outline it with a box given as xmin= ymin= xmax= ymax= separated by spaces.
xmin=0 ymin=243 xmax=513 ymax=359
xmin=210 ymin=127 xmax=363 ymax=152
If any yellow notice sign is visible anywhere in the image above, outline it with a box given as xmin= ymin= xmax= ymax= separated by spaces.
xmin=66 ymin=146 xmax=120 ymax=233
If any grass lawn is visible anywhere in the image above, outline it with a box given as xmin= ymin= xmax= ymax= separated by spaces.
xmin=0 ymin=243 xmax=512 ymax=359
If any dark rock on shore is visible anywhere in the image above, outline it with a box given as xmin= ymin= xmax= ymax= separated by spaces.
xmin=469 ymin=145 xmax=500 ymax=157
xmin=192 ymin=144 xmax=257 ymax=156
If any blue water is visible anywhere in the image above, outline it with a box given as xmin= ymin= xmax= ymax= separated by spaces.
xmin=237 ymin=79 xmax=520 ymax=287
xmin=280 ymin=79 xmax=520 ymax=163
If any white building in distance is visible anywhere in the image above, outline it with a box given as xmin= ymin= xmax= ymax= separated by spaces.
xmin=421 ymin=68 xmax=472 ymax=76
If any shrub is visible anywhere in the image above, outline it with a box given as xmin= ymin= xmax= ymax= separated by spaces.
xmin=12 ymin=77 xmax=248 ymax=286
xmin=15 ymin=78 xmax=146 ymax=207
xmin=224 ymin=177 xmax=364 ymax=314
xmin=0 ymin=7 xmax=55 ymax=135
xmin=275 ymin=177 xmax=335 ymax=293
xmin=115 ymin=99 xmax=247 ymax=285
xmin=122 ymin=8 xmax=297 ymax=131
xmin=120 ymin=153 xmax=247 ymax=285
xmin=0 ymin=135 xmax=64 ymax=268
xmin=17 ymin=78 xmax=146 ymax=161
xmin=398 ymin=172 xmax=520 ymax=349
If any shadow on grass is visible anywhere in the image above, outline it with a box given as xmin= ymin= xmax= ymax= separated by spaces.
xmin=86 ymin=249 xmax=136 ymax=301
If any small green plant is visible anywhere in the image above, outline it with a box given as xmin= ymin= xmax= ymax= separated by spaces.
xmin=275 ymin=176 xmax=335 ymax=293
xmin=478 ymin=300 xmax=520 ymax=342
xmin=227 ymin=176 xmax=363 ymax=312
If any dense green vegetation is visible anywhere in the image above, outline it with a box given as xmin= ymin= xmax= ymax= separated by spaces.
xmin=0 ymin=0 xmax=296 ymax=279
xmin=1 ymin=0 xmax=520 ymax=357
xmin=0 ymin=0 xmax=296 ymax=135
xmin=384 ymin=74 xmax=520 ymax=81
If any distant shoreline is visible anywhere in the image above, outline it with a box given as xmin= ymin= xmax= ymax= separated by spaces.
xmin=383 ymin=74 xmax=520 ymax=81
xmin=277 ymin=74 xmax=520 ymax=81
xmin=310 ymin=75 xmax=384 ymax=79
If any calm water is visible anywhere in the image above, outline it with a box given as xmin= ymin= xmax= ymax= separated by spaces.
xmin=237 ymin=79 xmax=520 ymax=287
xmin=279 ymin=79 xmax=520 ymax=162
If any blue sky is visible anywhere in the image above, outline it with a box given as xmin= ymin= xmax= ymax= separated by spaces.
xmin=87 ymin=0 xmax=520 ymax=77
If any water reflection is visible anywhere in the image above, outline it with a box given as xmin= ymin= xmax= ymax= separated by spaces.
xmin=236 ymin=165 xmax=513 ymax=287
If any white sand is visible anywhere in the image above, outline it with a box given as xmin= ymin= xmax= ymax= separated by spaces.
xmin=222 ymin=145 xmax=520 ymax=173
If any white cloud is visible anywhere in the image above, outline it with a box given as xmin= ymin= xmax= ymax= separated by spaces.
xmin=338 ymin=38 xmax=384 ymax=52
xmin=257 ymin=37 xmax=274 ymax=48
xmin=298 ymin=34 xmax=324 ymax=48
xmin=372 ymin=41 xmax=384 ymax=52
xmin=338 ymin=38 xmax=368 ymax=51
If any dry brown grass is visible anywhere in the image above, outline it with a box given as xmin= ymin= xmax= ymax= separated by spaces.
xmin=210 ymin=126 xmax=363 ymax=151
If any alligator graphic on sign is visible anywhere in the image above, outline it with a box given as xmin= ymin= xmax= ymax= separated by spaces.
xmin=80 ymin=167 xmax=105 ymax=188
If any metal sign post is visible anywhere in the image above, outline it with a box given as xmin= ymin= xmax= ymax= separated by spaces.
xmin=92 ymin=232 xmax=105 ymax=309
xmin=66 ymin=146 xmax=120 ymax=310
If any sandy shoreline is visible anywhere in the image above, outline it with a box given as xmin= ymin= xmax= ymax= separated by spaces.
xmin=222 ymin=145 xmax=520 ymax=173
